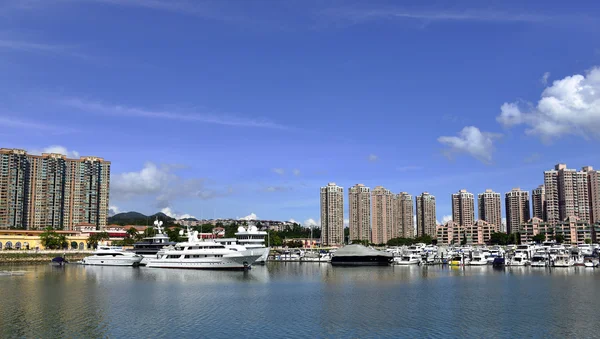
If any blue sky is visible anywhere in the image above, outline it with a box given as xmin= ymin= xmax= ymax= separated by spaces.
xmin=2 ymin=0 xmax=600 ymax=225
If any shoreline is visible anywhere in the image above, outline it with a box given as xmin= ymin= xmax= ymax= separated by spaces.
xmin=0 ymin=251 xmax=91 ymax=265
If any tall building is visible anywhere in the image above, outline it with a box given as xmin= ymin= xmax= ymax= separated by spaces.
xmin=320 ymin=183 xmax=344 ymax=246
xmin=348 ymin=184 xmax=370 ymax=242
xmin=478 ymin=189 xmax=501 ymax=230
xmin=452 ymin=189 xmax=474 ymax=227
xmin=505 ymin=188 xmax=530 ymax=234
xmin=416 ymin=192 xmax=436 ymax=237
xmin=544 ymin=164 xmax=590 ymax=224
xmin=371 ymin=186 xmax=394 ymax=244
xmin=583 ymin=167 xmax=600 ymax=224
xmin=0 ymin=149 xmax=29 ymax=228
xmin=394 ymin=192 xmax=414 ymax=238
xmin=532 ymin=185 xmax=546 ymax=221
xmin=0 ymin=148 xmax=110 ymax=230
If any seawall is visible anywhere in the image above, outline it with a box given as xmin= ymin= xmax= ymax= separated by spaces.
xmin=0 ymin=251 xmax=92 ymax=264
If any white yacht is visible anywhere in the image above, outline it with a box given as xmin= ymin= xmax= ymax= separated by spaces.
xmin=82 ymin=246 xmax=143 ymax=266
xmin=507 ymin=252 xmax=529 ymax=266
xmin=576 ymin=244 xmax=593 ymax=256
xmin=234 ymin=225 xmax=270 ymax=264
xmin=530 ymin=251 xmax=549 ymax=267
xmin=131 ymin=220 xmax=177 ymax=265
xmin=394 ymin=253 xmax=422 ymax=265
xmin=552 ymin=253 xmax=574 ymax=267
xmin=146 ymin=229 xmax=262 ymax=270
xmin=469 ymin=251 xmax=488 ymax=266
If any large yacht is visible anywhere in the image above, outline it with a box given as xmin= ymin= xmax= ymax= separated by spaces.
xmin=131 ymin=220 xmax=177 ymax=265
xmin=394 ymin=253 xmax=422 ymax=265
xmin=146 ymin=228 xmax=262 ymax=270
xmin=330 ymin=244 xmax=393 ymax=266
xmin=82 ymin=246 xmax=143 ymax=266
xmin=234 ymin=225 xmax=270 ymax=264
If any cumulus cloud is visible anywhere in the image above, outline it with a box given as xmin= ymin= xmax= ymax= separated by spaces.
xmin=239 ymin=213 xmax=258 ymax=220
xmin=111 ymin=162 xmax=233 ymax=206
xmin=304 ymin=218 xmax=320 ymax=227
xmin=161 ymin=207 xmax=196 ymax=220
xmin=30 ymin=145 xmax=80 ymax=159
xmin=288 ymin=218 xmax=298 ymax=223
xmin=368 ymin=154 xmax=379 ymax=162
xmin=273 ymin=168 xmax=285 ymax=175
xmin=108 ymin=205 xmax=120 ymax=217
xmin=438 ymin=126 xmax=501 ymax=164
xmin=541 ymin=72 xmax=550 ymax=85
xmin=293 ymin=169 xmax=301 ymax=176
xmin=497 ymin=67 xmax=600 ymax=140
xmin=264 ymin=186 xmax=292 ymax=192
xmin=442 ymin=215 xmax=453 ymax=223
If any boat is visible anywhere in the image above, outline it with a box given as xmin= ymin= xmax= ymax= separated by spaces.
xmin=492 ymin=257 xmax=505 ymax=267
xmin=146 ymin=228 xmax=262 ymax=270
xmin=50 ymin=256 xmax=68 ymax=266
xmin=507 ymin=252 xmax=529 ymax=266
xmin=233 ymin=224 xmax=270 ymax=264
xmin=552 ymin=253 xmax=574 ymax=267
xmin=131 ymin=220 xmax=177 ymax=265
xmin=301 ymin=251 xmax=331 ymax=262
xmin=82 ymin=246 xmax=143 ymax=266
xmin=530 ymin=251 xmax=549 ymax=267
xmin=469 ymin=251 xmax=488 ymax=266
xmin=394 ymin=253 xmax=422 ymax=265
xmin=330 ymin=244 xmax=393 ymax=266
xmin=583 ymin=256 xmax=599 ymax=268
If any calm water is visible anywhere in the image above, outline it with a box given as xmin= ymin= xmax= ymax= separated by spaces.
xmin=0 ymin=263 xmax=599 ymax=338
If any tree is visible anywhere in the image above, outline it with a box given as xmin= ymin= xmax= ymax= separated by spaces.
xmin=461 ymin=234 xmax=467 ymax=246
xmin=554 ymin=234 xmax=565 ymax=244
xmin=40 ymin=227 xmax=65 ymax=250
xmin=490 ymin=232 xmax=509 ymax=245
xmin=165 ymin=227 xmax=184 ymax=242
xmin=532 ymin=233 xmax=545 ymax=244
xmin=585 ymin=238 xmax=592 ymax=244
xmin=143 ymin=227 xmax=156 ymax=238
xmin=126 ymin=227 xmax=140 ymax=240
xmin=87 ymin=231 xmax=110 ymax=249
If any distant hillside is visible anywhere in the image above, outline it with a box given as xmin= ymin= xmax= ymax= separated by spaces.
xmin=108 ymin=211 xmax=175 ymax=226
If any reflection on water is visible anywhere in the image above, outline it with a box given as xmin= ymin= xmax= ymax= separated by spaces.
xmin=1 ymin=264 xmax=599 ymax=338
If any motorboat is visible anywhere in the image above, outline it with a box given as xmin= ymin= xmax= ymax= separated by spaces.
xmin=302 ymin=251 xmax=331 ymax=262
xmin=394 ymin=254 xmax=422 ymax=265
xmin=530 ymin=251 xmax=549 ymax=267
xmin=577 ymin=244 xmax=593 ymax=256
xmin=507 ymin=252 xmax=529 ymax=266
xmin=82 ymin=246 xmax=143 ymax=266
xmin=146 ymin=229 xmax=262 ymax=270
xmin=330 ymin=244 xmax=393 ymax=266
xmin=131 ymin=220 xmax=176 ymax=265
xmin=552 ymin=253 xmax=574 ymax=267
xmin=50 ymin=256 xmax=68 ymax=266
xmin=449 ymin=255 xmax=468 ymax=266
xmin=469 ymin=251 xmax=488 ymax=266
xmin=583 ymin=256 xmax=599 ymax=268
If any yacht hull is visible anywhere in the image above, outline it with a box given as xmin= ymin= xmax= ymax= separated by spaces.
xmin=146 ymin=254 xmax=262 ymax=270
xmin=331 ymin=256 xmax=392 ymax=266
xmin=82 ymin=257 xmax=142 ymax=266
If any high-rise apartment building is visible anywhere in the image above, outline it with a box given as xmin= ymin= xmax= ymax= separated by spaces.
xmin=505 ymin=188 xmax=530 ymax=234
xmin=0 ymin=149 xmax=29 ymax=228
xmin=394 ymin=192 xmax=414 ymax=238
xmin=0 ymin=148 xmax=110 ymax=230
xmin=371 ymin=186 xmax=394 ymax=244
xmin=532 ymin=185 xmax=546 ymax=221
xmin=452 ymin=189 xmax=474 ymax=227
xmin=348 ymin=184 xmax=371 ymax=242
xmin=320 ymin=183 xmax=344 ymax=246
xmin=583 ymin=166 xmax=600 ymax=224
xmin=478 ymin=189 xmax=501 ymax=230
xmin=544 ymin=164 xmax=590 ymax=224
xmin=416 ymin=192 xmax=436 ymax=237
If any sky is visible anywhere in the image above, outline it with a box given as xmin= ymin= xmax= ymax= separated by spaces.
xmin=1 ymin=0 xmax=600 ymax=226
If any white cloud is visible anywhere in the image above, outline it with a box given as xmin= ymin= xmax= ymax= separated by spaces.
xmin=344 ymin=218 xmax=349 ymax=227
xmin=161 ymin=207 xmax=196 ymax=220
xmin=239 ymin=213 xmax=258 ymax=220
xmin=111 ymin=162 xmax=232 ymax=204
xmin=497 ymin=67 xmax=600 ymax=140
xmin=0 ymin=116 xmax=75 ymax=133
xmin=59 ymin=97 xmax=286 ymax=129
xmin=304 ymin=218 xmax=320 ymax=227
xmin=288 ymin=218 xmax=298 ymax=223
xmin=292 ymin=169 xmax=301 ymax=176
xmin=264 ymin=186 xmax=292 ymax=192
xmin=273 ymin=168 xmax=285 ymax=175
xmin=541 ymin=72 xmax=550 ymax=85
xmin=442 ymin=215 xmax=452 ymax=223
xmin=30 ymin=145 xmax=79 ymax=159
xmin=108 ymin=205 xmax=120 ymax=217
xmin=438 ymin=126 xmax=501 ymax=164
xmin=368 ymin=154 xmax=378 ymax=162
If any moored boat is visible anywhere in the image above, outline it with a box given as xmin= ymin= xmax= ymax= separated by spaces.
xmin=330 ymin=244 xmax=393 ymax=266
xmin=82 ymin=246 xmax=143 ymax=266
xmin=394 ymin=254 xmax=422 ymax=265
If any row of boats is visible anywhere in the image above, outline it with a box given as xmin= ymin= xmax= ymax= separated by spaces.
xmin=79 ymin=221 xmax=270 ymax=270
xmin=327 ymin=242 xmax=600 ymax=268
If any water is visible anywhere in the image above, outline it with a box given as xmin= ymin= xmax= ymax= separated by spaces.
xmin=0 ymin=264 xmax=598 ymax=338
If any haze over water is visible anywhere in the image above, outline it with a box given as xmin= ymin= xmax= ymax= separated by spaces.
xmin=0 ymin=264 xmax=597 ymax=338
